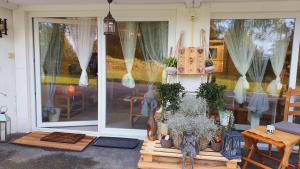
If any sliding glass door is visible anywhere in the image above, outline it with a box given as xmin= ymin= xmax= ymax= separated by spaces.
xmin=34 ymin=18 xmax=99 ymax=128
xmin=105 ymin=21 xmax=168 ymax=130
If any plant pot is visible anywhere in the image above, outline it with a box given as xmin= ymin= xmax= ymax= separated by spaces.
xmin=166 ymin=67 xmax=177 ymax=75
xmin=208 ymin=108 xmax=219 ymax=121
xmin=171 ymin=132 xmax=182 ymax=149
xmin=211 ymin=142 xmax=222 ymax=152
xmin=157 ymin=122 xmax=168 ymax=140
xmin=198 ymin=137 xmax=210 ymax=151
xmin=205 ymin=66 xmax=215 ymax=73
xmin=220 ymin=113 xmax=230 ymax=126
xmin=48 ymin=108 xmax=61 ymax=122
xmin=160 ymin=136 xmax=173 ymax=148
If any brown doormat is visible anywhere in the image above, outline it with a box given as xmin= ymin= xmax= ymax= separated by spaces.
xmin=40 ymin=132 xmax=85 ymax=144
xmin=12 ymin=131 xmax=96 ymax=152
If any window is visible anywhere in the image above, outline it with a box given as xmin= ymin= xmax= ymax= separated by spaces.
xmin=36 ymin=18 xmax=98 ymax=124
xmin=106 ymin=21 xmax=168 ymax=129
xmin=209 ymin=19 xmax=295 ymax=129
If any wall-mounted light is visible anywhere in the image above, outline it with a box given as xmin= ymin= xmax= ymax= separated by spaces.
xmin=103 ymin=0 xmax=116 ymax=36
xmin=0 ymin=18 xmax=8 ymax=38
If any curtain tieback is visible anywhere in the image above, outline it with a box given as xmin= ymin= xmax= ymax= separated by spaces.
xmin=79 ymin=69 xmax=89 ymax=86
xmin=122 ymin=72 xmax=135 ymax=88
xmin=275 ymin=76 xmax=283 ymax=90
xmin=241 ymin=75 xmax=249 ymax=89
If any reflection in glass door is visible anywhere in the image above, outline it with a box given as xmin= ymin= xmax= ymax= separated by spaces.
xmin=105 ymin=21 xmax=168 ymax=130
xmin=34 ymin=18 xmax=98 ymax=128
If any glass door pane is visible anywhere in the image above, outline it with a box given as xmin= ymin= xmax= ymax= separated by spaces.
xmin=34 ymin=18 xmax=98 ymax=126
xmin=105 ymin=21 xmax=168 ymax=129
xmin=209 ymin=19 xmax=295 ymax=129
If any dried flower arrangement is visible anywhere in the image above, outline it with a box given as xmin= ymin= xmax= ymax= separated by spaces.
xmin=176 ymin=95 xmax=207 ymax=117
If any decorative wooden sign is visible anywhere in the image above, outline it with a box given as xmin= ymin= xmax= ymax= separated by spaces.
xmin=177 ymin=47 xmax=205 ymax=75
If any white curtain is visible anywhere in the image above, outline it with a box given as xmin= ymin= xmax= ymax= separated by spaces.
xmin=248 ymin=51 xmax=269 ymax=116
xmin=224 ymin=21 xmax=256 ymax=104
xmin=68 ymin=18 xmax=97 ymax=86
xmin=118 ymin=22 xmax=138 ymax=88
xmin=39 ymin=25 xmax=53 ymax=80
xmin=138 ymin=22 xmax=168 ymax=83
xmin=267 ymin=36 xmax=290 ymax=96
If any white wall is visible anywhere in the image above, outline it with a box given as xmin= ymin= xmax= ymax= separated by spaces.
xmin=9 ymin=1 xmax=300 ymax=133
xmin=0 ymin=6 xmax=17 ymax=133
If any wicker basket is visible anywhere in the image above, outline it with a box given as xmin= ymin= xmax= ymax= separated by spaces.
xmin=198 ymin=137 xmax=210 ymax=151
xmin=171 ymin=132 xmax=182 ymax=149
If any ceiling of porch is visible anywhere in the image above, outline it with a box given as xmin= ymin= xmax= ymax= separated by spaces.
xmin=4 ymin=0 xmax=299 ymax=6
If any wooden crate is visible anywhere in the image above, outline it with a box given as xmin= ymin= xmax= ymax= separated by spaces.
xmin=138 ymin=140 xmax=241 ymax=169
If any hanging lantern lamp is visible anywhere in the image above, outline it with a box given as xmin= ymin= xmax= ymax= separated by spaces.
xmin=103 ymin=0 xmax=116 ymax=35
xmin=0 ymin=18 xmax=8 ymax=38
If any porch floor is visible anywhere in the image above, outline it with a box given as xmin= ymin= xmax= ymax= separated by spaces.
xmin=0 ymin=134 xmax=299 ymax=169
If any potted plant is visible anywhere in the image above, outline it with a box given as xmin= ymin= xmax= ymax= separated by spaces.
xmin=176 ymin=95 xmax=207 ymax=117
xmin=44 ymin=107 xmax=61 ymax=122
xmin=156 ymin=83 xmax=185 ymax=138
xmin=163 ymin=57 xmax=177 ymax=75
xmin=211 ymin=126 xmax=224 ymax=152
xmin=168 ymin=114 xmax=217 ymax=150
xmin=219 ymin=110 xmax=234 ymax=127
xmin=205 ymin=60 xmax=215 ymax=73
xmin=160 ymin=135 xmax=173 ymax=148
xmin=196 ymin=82 xmax=226 ymax=118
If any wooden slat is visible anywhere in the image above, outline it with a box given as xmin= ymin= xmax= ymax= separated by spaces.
xmin=287 ymin=111 xmax=300 ymax=116
xmin=139 ymin=140 xmax=241 ymax=169
xmin=12 ymin=132 xmax=95 ymax=152
xmin=288 ymin=103 xmax=300 ymax=108
xmin=242 ymin=157 xmax=272 ymax=169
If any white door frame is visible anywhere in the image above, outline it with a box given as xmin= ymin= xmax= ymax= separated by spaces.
xmin=98 ymin=16 xmax=176 ymax=140
xmin=28 ymin=9 xmax=176 ymax=139
xmin=210 ymin=11 xmax=300 ymax=126
xmin=33 ymin=17 xmax=98 ymax=128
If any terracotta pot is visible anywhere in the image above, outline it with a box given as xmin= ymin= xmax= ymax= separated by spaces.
xmin=211 ymin=142 xmax=222 ymax=152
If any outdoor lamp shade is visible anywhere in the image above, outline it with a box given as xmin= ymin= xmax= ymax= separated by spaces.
xmin=0 ymin=18 xmax=8 ymax=38
xmin=103 ymin=12 xmax=116 ymax=35
xmin=103 ymin=0 xmax=116 ymax=35
xmin=0 ymin=112 xmax=11 ymax=143
xmin=221 ymin=131 xmax=243 ymax=160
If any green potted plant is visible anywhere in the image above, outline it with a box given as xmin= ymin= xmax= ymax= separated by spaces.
xmin=205 ymin=60 xmax=215 ymax=73
xmin=168 ymin=114 xmax=217 ymax=150
xmin=196 ymin=82 xmax=226 ymax=118
xmin=211 ymin=126 xmax=224 ymax=152
xmin=156 ymin=83 xmax=185 ymax=139
xmin=163 ymin=57 xmax=177 ymax=75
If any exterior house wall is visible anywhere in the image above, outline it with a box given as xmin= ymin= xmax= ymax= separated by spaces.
xmin=0 ymin=6 xmax=17 ymax=133
xmin=7 ymin=1 xmax=300 ymax=133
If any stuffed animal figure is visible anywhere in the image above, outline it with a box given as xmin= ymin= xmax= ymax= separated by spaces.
xmin=180 ymin=128 xmax=199 ymax=169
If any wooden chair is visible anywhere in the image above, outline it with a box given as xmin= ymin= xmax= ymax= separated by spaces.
xmin=242 ymin=87 xmax=300 ymax=169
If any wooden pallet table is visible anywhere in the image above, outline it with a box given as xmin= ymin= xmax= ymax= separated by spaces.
xmin=138 ymin=140 xmax=241 ymax=169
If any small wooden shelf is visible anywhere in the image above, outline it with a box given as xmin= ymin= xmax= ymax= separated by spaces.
xmin=138 ymin=140 xmax=241 ymax=169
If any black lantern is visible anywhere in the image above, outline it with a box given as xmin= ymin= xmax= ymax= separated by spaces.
xmin=0 ymin=106 xmax=11 ymax=143
xmin=103 ymin=0 xmax=116 ymax=35
xmin=221 ymin=131 xmax=243 ymax=160
xmin=0 ymin=18 xmax=8 ymax=38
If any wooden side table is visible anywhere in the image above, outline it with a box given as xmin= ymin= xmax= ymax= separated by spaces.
xmin=242 ymin=130 xmax=300 ymax=169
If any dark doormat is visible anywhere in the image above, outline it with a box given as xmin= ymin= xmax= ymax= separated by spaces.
xmin=93 ymin=137 xmax=140 ymax=149
xmin=40 ymin=132 xmax=86 ymax=144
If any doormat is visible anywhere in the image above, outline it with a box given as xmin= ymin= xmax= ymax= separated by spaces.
xmin=12 ymin=131 xmax=96 ymax=152
xmin=93 ymin=137 xmax=140 ymax=149
xmin=40 ymin=132 xmax=85 ymax=144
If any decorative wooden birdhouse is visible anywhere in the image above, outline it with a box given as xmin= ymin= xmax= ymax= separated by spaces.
xmin=177 ymin=47 xmax=205 ymax=75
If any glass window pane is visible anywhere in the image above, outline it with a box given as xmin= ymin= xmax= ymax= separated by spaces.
xmin=106 ymin=21 xmax=168 ymax=129
xmin=38 ymin=18 xmax=98 ymax=123
xmin=209 ymin=19 xmax=295 ymax=129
